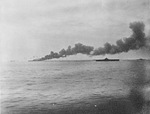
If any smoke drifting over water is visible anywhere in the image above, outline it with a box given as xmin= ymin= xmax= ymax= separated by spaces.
xmin=33 ymin=22 xmax=149 ymax=61
xmin=34 ymin=43 xmax=94 ymax=61
xmin=92 ymin=22 xmax=146 ymax=55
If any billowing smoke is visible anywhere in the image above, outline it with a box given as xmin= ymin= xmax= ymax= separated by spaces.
xmin=33 ymin=22 xmax=149 ymax=61
xmin=33 ymin=43 xmax=94 ymax=61
xmin=92 ymin=21 xmax=146 ymax=55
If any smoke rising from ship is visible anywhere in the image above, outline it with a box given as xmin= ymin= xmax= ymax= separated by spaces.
xmin=92 ymin=22 xmax=146 ymax=55
xmin=33 ymin=22 xmax=149 ymax=61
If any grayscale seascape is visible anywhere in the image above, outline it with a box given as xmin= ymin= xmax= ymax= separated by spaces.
xmin=1 ymin=0 xmax=150 ymax=114
xmin=1 ymin=60 xmax=150 ymax=114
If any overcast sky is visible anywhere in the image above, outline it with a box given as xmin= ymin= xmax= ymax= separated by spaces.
xmin=0 ymin=0 xmax=150 ymax=61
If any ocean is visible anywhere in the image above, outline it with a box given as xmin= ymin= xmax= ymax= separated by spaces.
xmin=0 ymin=60 xmax=150 ymax=114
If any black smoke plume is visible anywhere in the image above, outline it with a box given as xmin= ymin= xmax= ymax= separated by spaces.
xmin=92 ymin=22 xmax=146 ymax=55
xmin=33 ymin=43 xmax=94 ymax=61
xmin=33 ymin=22 xmax=149 ymax=61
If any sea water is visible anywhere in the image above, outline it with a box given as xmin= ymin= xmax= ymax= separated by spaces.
xmin=0 ymin=60 xmax=150 ymax=114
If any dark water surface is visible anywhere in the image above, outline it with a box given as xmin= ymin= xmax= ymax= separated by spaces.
xmin=0 ymin=60 xmax=150 ymax=114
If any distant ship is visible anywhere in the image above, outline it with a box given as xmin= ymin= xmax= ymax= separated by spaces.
xmin=95 ymin=58 xmax=119 ymax=62
xmin=137 ymin=58 xmax=144 ymax=61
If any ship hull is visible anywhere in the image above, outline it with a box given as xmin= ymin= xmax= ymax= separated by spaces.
xmin=95 ymin=59 xmax=119 ymax=62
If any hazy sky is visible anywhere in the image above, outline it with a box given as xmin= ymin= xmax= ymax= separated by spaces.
xmin=1 ymin=0 xmax=150 ymax=61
